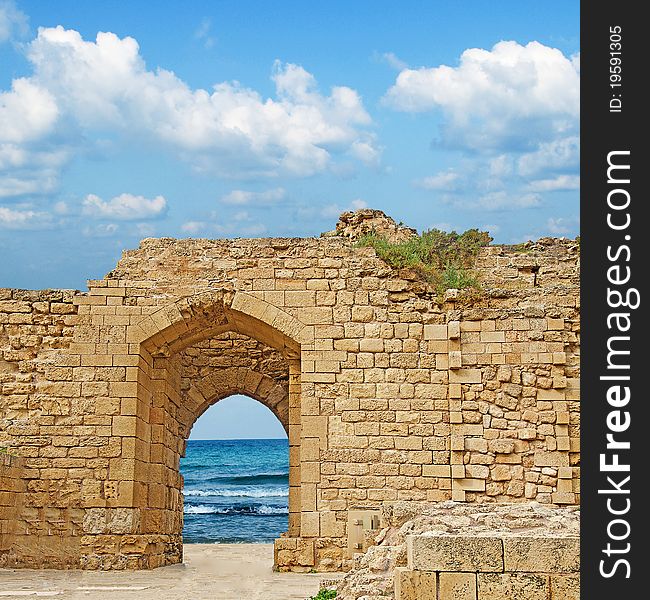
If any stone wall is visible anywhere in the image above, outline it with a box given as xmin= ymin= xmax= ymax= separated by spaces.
xmin=0 ymin=210 xmax=580 ymax=571
xmin=396 ymin=533 xmax=579 ymax=600
xmin=0 ymin=453 xmax=26 ymax=567
xmin=335 ymin=501 xmax=579 ymax=600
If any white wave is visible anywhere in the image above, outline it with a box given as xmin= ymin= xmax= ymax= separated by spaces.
xmin=184 ymin=504 xmax=288 ymax=516
xmin=183 ymin=488 xmax=288 ymax=498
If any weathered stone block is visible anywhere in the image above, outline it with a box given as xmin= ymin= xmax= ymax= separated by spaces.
xmin=407 ymin=535 xmax=503 ymax=572
xmin=439 ymin=572 xmax=476 ymax=600
xmin=394 ymin=567 xmax=437 ymax=600
xmin=503 ymin=537 xmax=579 ymax=573
xmin=449 ymin=369 xmax=482 ymax=384
xmin=478 ymin=573 xmax=549 ymax=600
xmin=424 ymin=324 xmax=448 ymax=340
xmin=550 ymin=575 xmax=579 ymax=600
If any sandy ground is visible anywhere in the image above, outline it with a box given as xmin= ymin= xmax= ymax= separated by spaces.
xmin=0 ymin=544 xmax=341 ymax=600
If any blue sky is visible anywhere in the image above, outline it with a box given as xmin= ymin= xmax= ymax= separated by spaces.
xmin=1 ymin=1 xmax=579 ymax=438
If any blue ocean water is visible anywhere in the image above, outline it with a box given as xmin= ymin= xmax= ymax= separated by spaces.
xmin=180 ymin=439 xmax=289 ymax=543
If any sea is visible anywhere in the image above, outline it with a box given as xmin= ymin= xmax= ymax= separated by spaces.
xmin=180 ymin=438 xmax=289 ymax=544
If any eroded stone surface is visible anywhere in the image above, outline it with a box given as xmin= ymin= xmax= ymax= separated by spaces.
xmin=336 ymin=502 xmax=579 ymax=600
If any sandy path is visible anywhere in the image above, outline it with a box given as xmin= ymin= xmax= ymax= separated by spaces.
xmin=0 ymin=544 xmax=339 ymax=600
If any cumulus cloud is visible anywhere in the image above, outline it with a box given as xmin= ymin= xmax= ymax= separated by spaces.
xmin=0 ymin=0 xmax=27 ymax=43
xmin=0 ymin=77 xmax=67 ymax=198
xmin=0 ymin=205 xmax=52 ymax=229
xmin=18 ymin=27 xmax=376 ymax=178
xmin=517 ymin=135 xmax=579 ymax=177
xmin=220 ymin=187 xmax=286 ymax=205
xmin=0 ymin=25 xmax=379 ymax=201
xmin=0 ymin=79 xmax=59 ymax=144
xmin=384 ymin=41 xmax=579 ymax=152
xmin=82 ymin=193 xmax=168 ymax=220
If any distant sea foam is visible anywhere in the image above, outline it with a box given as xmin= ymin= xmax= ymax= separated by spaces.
xmin=183 ymin=488 xmax=289 ymax=498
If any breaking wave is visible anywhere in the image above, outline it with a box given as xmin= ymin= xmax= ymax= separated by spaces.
xmin=184 ymin=504 xmax=288 ymax=516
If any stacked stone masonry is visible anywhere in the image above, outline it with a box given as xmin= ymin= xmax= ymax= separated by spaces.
xmin=0 ymin=211 xmax=580 ymax=571
xmin=395 ymin=533 xmax=579 ymax=600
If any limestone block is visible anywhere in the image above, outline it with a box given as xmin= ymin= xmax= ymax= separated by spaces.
xmin=534 ymin=451 xmax=569 ymax=467
xmin=488 ymin=439 xmax=515 ymax=454
xmin=449 ymin=369 xmax=482 ymax=384
xmin=480 ymin=331 xmax=505 ymax=343
xmin=456 ymin=478 xmax=486 ymax=492
xmin=439 ymin=572 xmax=476 ymax=600
xmin=407 ymin=535 xmax=503 ymax=572
xmin=547 ymin=317 xmax=565 ymax=330
xmin=449 ymin=383 xmax=462 ymax=398
xmin=424 ymin=324 xmax=448 ymax=340
xmin=552 ymin=492 xmax=577 ymax=504
xmin=394 ymin=567 xmax=437 ymax=600
xmin=550 ymin=575 xmax=579 ymax=600
xmin=451 ymin=489 xmax=465 ymax=501
xmin=537 ymin=388 xmax=566 ymax=401
xmin=503 ymin=537 xmax=579 ymax=573
xmin=301 ymin=512 xmax=320 ymax=537
xmin=447 ymin=320 xmax=460 ymax=339
xmin=448 ymin=351 xmax=462 ymax=369
xmin=478 ymin=573 xmax=549 ymax=600
xmin=451 ymin=465 xmax=465 ymax=479
xmin=423 ymin=465 xmax=451 ymax=478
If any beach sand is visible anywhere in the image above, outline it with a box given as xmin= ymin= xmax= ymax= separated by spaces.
xmin=0 ymin=544 xmax=339 ymax=600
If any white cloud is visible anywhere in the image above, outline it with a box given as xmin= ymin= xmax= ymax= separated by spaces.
xmin=0 ymin=79 xmax=59 ymax=144
xmin=220 ymin=187 xmax=286 ymax=206
xmin=415 ymin=170 xmax=460 ymax=191
xmin=384 ymin=41 xmax=579 ymax=152
xmin=0 ymin=205 xmax=52 ymax=229
xmin=0 ymin=0 xmax=27 ymax=43
xmin=517 ymin=136 xmax=579 ymax=177
xmin=546 ymin=216 xmax=577 ymax=235
xmin=381 ymin=52 xmax=408 ymax=71
xmin=82 ymin=222 xmax=119 ymax=237
xmin=0 ymin=71 xmax=66 ymax=199
xmin=489 ymin=155 xmax=514 ymax=177
xmin=18 ymin=27 xmax=377 ymax=178
xmin=53 ymin=200 xmax=68 ymax=214
xmin=134 ymin=222 xmax=156 ymax=237
xmin=82 ymin=193 xmax=168 ymax=220
xmin=181 ymin=220 xmax=206 ymax=234
xmin=528 ymin=174 xmax=579 ymax=192
xmin=194 ymin=17 xmax=215 ymax=49
xmin=349 ymin=139 xmax=382 ymax=167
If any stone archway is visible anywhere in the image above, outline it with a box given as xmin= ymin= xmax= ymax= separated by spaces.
xmin=181 ymin=367 xmax=289 ymax=437
xmin=76 ymin=291 xmax=308 ymax=569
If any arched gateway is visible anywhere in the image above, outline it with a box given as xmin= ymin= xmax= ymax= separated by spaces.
xmin=0 ymin=210 xmax=580 ymax=571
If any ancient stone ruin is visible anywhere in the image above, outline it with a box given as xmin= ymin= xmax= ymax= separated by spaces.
xmin=0 ymin=209 xmax=579 ymax=584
